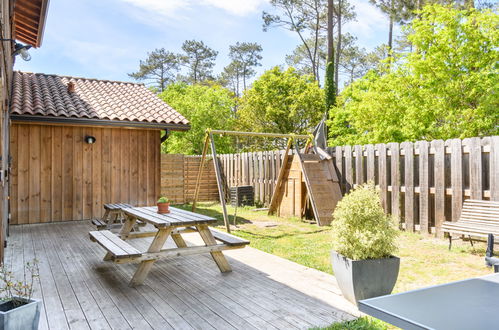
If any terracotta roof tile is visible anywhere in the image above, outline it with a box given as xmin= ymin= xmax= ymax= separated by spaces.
xmin=11 ymin=72 xmax=189 ymax=127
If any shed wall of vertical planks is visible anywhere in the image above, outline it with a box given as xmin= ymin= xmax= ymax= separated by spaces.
xmin=10 ymin=123 xmax=161 ymax=224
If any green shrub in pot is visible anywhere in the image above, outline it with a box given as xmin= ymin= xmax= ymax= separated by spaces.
xmin=331 ymin=183 xmax=400 ymax=304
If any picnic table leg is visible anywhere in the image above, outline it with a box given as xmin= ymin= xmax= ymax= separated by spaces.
xmin=101 ymin=209 xmax=111 ymax=226
xmin=130 ymin=227 xmax=172 ymax=286
xmin=197 ymin=224 xmax=232 ymax=273
xmin=171 ymin=233 xmax=187 ymax=248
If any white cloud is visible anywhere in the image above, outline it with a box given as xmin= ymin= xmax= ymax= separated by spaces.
xmin=344 ymin=0 xmax=386 ymax=40
xmin=200 ymin=0 xmax=268 ymax=16
xmin=120 ymin=0 xmax=190 ymax=18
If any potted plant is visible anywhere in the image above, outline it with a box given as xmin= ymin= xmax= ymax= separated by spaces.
xmin=0 ymin=259 xmax=41 ymax=330
xmin=157 ymin=197 xmax=170 ymax=214
xmin=331 ymin=183 xmax=399 ymax=305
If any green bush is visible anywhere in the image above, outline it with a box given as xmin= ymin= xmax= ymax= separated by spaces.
xmin=331 ymin=183 xmax=398 ymax=260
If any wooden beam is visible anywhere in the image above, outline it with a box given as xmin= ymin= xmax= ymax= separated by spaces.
xmin=192 ymin=133 xmax=210 ymax=212
xmin=268 ymin=138 xmax=293 ymax=215
xmin=209 ymin=129 xmax=309 ymax=140
xmin=209 ymin=132 xmax=231 ymax=233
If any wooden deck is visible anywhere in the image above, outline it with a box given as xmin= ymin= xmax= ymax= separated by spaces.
xmin=5 ymin=221 xmax=358 ymax=329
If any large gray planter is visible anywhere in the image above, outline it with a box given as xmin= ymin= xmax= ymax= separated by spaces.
xmin=0 ymin=298 xmax=41 ymax=330
xmin=331 ymin=251 xmax=400 ymax=305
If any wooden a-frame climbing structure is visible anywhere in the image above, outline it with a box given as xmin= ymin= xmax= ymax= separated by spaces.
xmin=268 ymin=144 xmax=343 ymax=226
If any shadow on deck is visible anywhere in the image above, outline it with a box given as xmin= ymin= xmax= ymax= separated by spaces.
xmin=5 ymin=221 xmax=358 ymax=330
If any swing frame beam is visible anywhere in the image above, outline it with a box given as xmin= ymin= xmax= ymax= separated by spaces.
xmin=191 ymin=129 xmax=311 ymax=233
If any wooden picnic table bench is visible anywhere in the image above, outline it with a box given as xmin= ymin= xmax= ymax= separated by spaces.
xmin=92 ymin=203 xmax=145 ymax=230
xmin=442 ymin=199 xmax=499 ymax=249
xmin=89 ymin=206 xmax=249 ymax=286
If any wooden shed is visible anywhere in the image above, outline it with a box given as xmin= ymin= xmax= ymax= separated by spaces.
xmin=9 ymin=72 xmax=189 ymax=224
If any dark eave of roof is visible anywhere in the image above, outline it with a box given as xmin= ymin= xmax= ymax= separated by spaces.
xmin=13 ymin=0 xmax=50 ymax=48
xmin=11 ymin=114 xmax=191 ymax=131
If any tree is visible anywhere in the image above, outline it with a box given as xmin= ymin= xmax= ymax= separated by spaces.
xmin=180 ymin=40 xmax=218 ymax=84
xmin=328 ymin=5 xmax=499 ymax=145
xmin=159 ymin=83 xmax=236 ymax=154
xmin=228 ymin=42 xmax=263 ymax=91
xmin=219 ymin=61 xmax=243 ymax=97
xmin=369 ymin=0 xmax=416 ymax=54
xmin=237 ymin=67 xmax=324 ymax=149
xmin=325 ymin=0 xmax=336 ymax=110
xmin=263 ymin=0 xmax=326 ymax=82
xmin=128 ymin=48 xmax=179 ymax=92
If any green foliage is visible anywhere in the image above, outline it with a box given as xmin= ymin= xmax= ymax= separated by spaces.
xmin=331 ymin=183 xmax=398 ymax=260
xmin=325 ymin=61 xmax=336 ymax=110
xmin=311 ymin=317 xmax=388 ymax=330
xmin=128 ymin=48 xmax=179 ymax=92
xmin=157 ymin=197 xmax=170 ymax=203
xmin=329 ymin=5 xmax=499 ymax=146
xmin=180 ymin=40 xmax=218 ymax=83
xmin=159 ymin=83 xmax=235 ymax=155
xmin=237 ymin=67 xmax=324 ymax=148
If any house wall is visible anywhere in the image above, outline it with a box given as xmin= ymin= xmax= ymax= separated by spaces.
xmin=0 ymin=0 xmax=14 ymax=259
xmin=10 ymin=123 xmax=160 ymax=224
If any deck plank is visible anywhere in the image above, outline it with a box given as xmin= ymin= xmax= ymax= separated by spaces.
xmin=5 ymin=221 xmax=356 ymax=330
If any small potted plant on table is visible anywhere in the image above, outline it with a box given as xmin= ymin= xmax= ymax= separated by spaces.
xmin=0 ymin=259 xmax=41 ymax=330
xmin=157 ymin=197 xmax=170 ymax=214
xmin=331 ymin=183 xmax=400 ymax=305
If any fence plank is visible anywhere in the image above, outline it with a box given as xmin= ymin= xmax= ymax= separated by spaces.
xmin=344 ymin=145 xmax=353 ymax=193
xmin=491 ymin=136 xmax=499 ymax=202
xmin=467 ymin=137 xmax=482 ymax=200
xmin=335 ymin=146 xmax=344 ymax=194
xmin=389 ymin=143 xmax=400 ymax=220
xmin=366 ymin=144 xmax=375 ymax=182
xmin=432 ymin=139 xmax=445 ymax=237
xmin=418 ymin=140 xmax=429 ymax=234
xmin=450 ymin=138 xmax=463 ymax=222
xmin=403 ymin=142 xmax=415 ymax=232
xmin=378 ymin=143 xmax=388 ymax=212
xmin=354 ymin=145 xmax=363 ymax=185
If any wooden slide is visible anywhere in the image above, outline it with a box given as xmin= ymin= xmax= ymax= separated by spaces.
xmin=296 ymin=152 xmax=342 ymax=226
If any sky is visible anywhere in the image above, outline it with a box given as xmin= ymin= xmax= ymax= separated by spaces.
xmin=15 ymin=0 xmax=389 ymax=84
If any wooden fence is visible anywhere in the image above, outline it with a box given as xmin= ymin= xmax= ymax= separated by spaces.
xmin=218 ymin=151 xmax=287 ymax=206
xmin=196 ymin=136 xmax=499 ymax=235
xmin=161 ymin=154 xmax=218 ymax=204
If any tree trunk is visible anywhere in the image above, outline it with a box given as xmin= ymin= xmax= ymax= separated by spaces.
xmin=388 ymin=0 xmax=394 ymax=56
xmin=325 ymin=0 xmax=336 ymax=112
xmin=327 ymin=0 xmax=334 ymax=63
xmin=335 ymin=0 xmax=342 ymax=94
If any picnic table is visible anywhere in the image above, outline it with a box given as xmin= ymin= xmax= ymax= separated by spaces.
xmin=90 ymin=206 xmax=249 ymax=286
xmin=359 ymin=273 xmax=499 ymax=330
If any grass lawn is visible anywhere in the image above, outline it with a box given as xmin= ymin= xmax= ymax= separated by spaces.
xmin=179 ymin=202 xmax=491 ymax=294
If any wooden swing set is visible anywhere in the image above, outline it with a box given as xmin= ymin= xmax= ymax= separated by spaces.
xmin=191 ymin=129 xmax=342 ymax=233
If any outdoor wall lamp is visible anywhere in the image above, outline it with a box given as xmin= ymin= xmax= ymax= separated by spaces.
xmin=0 ymin=39 xmax=32 ymax=61
xmin=13 ymin=43 xmax=32 ymax=61
xmin=84 ymin=136 xmax=96 ymax=144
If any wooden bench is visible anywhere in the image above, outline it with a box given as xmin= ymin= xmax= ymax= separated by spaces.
xmin=210 ymin=228 xmax=250 ymax=247
xmin=442 ymin=199 xmax=499 ymax=249
xmin=89 ymin=230 xmax=142 ymax=261
xmin=93 ymin=203 xmax=145 ymax=230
